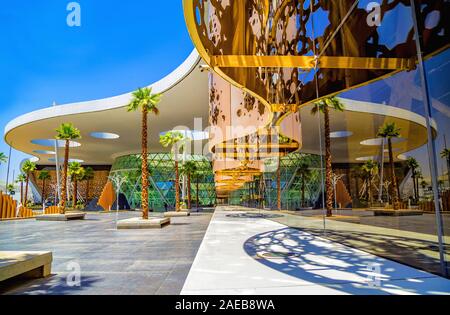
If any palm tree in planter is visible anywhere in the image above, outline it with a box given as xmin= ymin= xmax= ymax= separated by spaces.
xmin=361 ymin=159 xmax=379 ymax=207
xmin=441 ymin=148 xmax=450 ymax=189
xmin=126 ymin=87 xmax=161 ymax=219
xmin=406 ymin=157 xmax=420 ymax=202
xmin=181 ymin=161 xmax=197 ymax=209
xmin=38 ymin=170 xmax=51 ymax=204
xmin=311 ymin=96 xmax=345 ymax=216
xmin=377 ymin=122 xmax=401 ymax=210
xmin=68 ymin=162 xmax=85 ymax=208
xmin=160 ymin=131 xmax=185 ymax=211
xmin=81 ymin=167 xmax=95 ymax=202
xmin=56 ymin=123 xmax=81 ymax=213
xmin=16 ymin=174 xmax=27 ymax=204
xmin=296 ymin=163 xmax=311 ymax=208
xmin=21 ymin=160 xmax=37 ymax=207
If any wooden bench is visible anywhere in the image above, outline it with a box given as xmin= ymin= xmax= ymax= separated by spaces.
xmin=0 ymin=251 xmax=52 ymax=282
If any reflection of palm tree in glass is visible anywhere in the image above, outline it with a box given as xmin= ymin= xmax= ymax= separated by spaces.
xmin=311 ymin=97 xmax=345 ymax=217
xmin=406 ymin=157 xmax=420 ymax=202
xmin=377 ymin=123 xmax=401 ymax=210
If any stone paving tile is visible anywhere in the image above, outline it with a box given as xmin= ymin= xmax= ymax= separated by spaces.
xmin=0 ymin=211 xmax=212 ymax=295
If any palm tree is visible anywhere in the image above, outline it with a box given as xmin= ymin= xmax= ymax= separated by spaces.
xmin=361 ymin=159 xmax=379 ymax=207
xmin=406 ymin=157 xmax=420 ymax=202
xmin=181 ymin=161 xmax=197 ymax=209
xmin=311 ymin=96 xmax=345 ymax=216
xmin=441 ymin=148 xmax=450 ymax=188
xmin=56 ymin=123 xmax=81 ymax=213
xmin=38 ymin=170 xmax=51 ymax=204
xmin=126 ymin=87 xmax=161 ymax=219
xmin=7 ymin=184 xmax=15 ymax=195
xmin=296 ymin=163 xmax=311 ymax=208
xmin=16 ymin=174 xmax=26 ymax=204
xmin=377 ymin=122 xmax=401 ymax=210
xmin=160 ymin=131 xmax=185 ymax=211
xmin=68 ymin=162 xmax=84 ymax=207
xmin=81 ymin=167 xmax=95 ymax=202
xmin=21 ymin=160 xmax=37 ymax=207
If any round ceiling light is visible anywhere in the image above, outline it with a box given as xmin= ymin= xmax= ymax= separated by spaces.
xmin=330 ymin=131 xmax=353 ymax=138
xmin=48 ymin=158 xmax=84 ymax=163
xmin=90 ymin=132 xmax=120 ymax=139
xmin=360 ymin=137 xmax=406 ymax=146
xmin=31 ymin=139 xmax=81 ymax=148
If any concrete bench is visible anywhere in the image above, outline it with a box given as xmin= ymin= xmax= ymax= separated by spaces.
xmin=0 ymin=251 xmax=52 ymax=282
xmin=373 ymin=209 xmax=423 ymax=216
xmin=117 ymin=217 xmax=170 ymax=229
xmin=36 ymin=212 xmax=86 ymax=221
xmin=164 ymin=211 xmax=190 ymax=217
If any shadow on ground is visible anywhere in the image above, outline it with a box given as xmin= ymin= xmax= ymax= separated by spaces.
xmin=244 ymin=227 xmax=450 ymax=295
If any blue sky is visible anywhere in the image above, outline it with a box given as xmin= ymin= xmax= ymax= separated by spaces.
xmin=0 ymin=1 xmax=193 ymax=183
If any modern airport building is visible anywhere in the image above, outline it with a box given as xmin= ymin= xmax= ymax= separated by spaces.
xmin=3 ymin=1 xmax=450 ymax=279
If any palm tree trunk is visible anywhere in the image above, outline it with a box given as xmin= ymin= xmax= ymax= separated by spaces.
xmin=324 ymin=106 xmax=333 ymax=217
xmin=368 ymin=176 xmax=372 ymax=207
xmin=301 ymin=176 xmax=306 ymax=208
xmin=141 ymin=108 xmax=149 ymax=219
xmin=24 ymin=174 xmax=29 ymax=207
xmin=73 ymin=179 xmax=78 ymax=207
xmin=42 ymin=179 xmax=46 ymax=204
xmin=277 ymin=161 xmax=281 ymax=210
xmin=415 ymin=177 xmax=419 ymax=201
xmin=187 ymin=174 xmax=191 ymax=209
xmin=20 ymin=182 xmax=23 ymax=205
xmin=175 ymin=160 xmax=180 ymax=211
xmin=196 ymin=179 xmax=199 ymax=209
xmin=388 ymin=138 xmax=400 ymax=210
xmin=59 ymin=140 xmax=70 ymax=214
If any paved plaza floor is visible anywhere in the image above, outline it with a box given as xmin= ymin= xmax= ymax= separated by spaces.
xmin=181 ymin=207 xmax=450 ymax=295
xmin=1 ymin=207 xmax=450 ymax=295
xmin=0 ymin=211 xmax=212 ymax=295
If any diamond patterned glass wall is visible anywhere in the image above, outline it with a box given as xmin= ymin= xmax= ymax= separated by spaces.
xmin=110 ymin=154 xmax=216 ymax=211
xmin=228 ymin=153 xmax=323 ymax=210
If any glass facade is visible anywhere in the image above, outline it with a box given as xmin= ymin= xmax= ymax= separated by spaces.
xmin=110 ymin=154 xmax=216 ymax=211
xmin=184 ymin=0 xmax=450 ymax=277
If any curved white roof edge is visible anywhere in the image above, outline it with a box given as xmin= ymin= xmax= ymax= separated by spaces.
xmin=337 ymin=97 xmax=438 ymax=131
xmin=4 ymin=49 xmax=201 ymax=139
